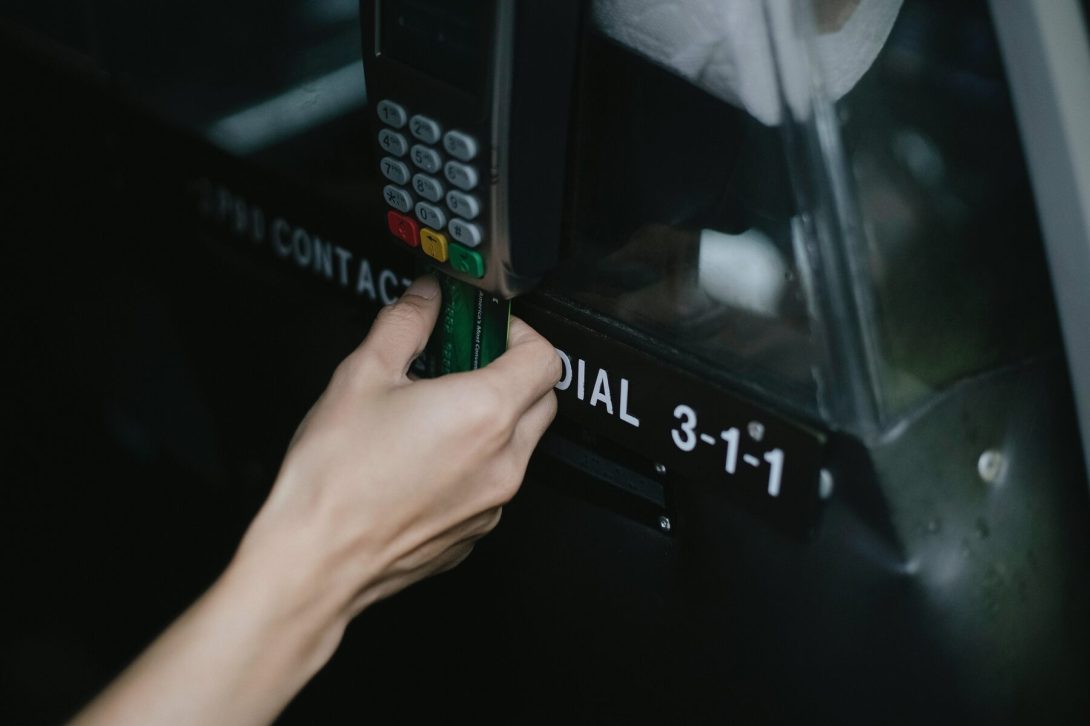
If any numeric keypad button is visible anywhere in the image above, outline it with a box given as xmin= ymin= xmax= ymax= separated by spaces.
xmin=377 ymin=100 xmax=407 ymax=128
xmin=443 ymin=130 xmax=479 ymax=161
xmin=449 ymin=243 xmax=485 ymax=278
xmin=444 ymin=161 xmax=478 ymax=191
xmin=415 ymin=202 xmax=447 ymax=230
xmin=420 ymin=228 xmax=449 ymax=262
xmin=411 ymin=173 xmax=444 ymax=203
xmin=445 ymin=190 xmax=480 ymax=220
xmin=379 ymin=157 xmax=411 ymax=185
xmin=383 ymin=185 xmax=413 ymax=213
xmin=378 ymin=129 xmax=408 ymax=157
xmin=449 ymin=218 xmax=483 ymax=248
xmin=387 ymin=210 xmax=419 ymax=247
xmin=409 ymin=114 xmax=442 ymax=144
xmin=410 ymin=144 xmax=442 ymax=174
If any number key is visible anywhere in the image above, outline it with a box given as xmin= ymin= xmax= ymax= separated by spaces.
xmin=409 ymin=114 xmax=442 ymax=144
xmin=411 ymin=144 xmax=442 ymax=174
xmin=444 ymin=161 xmax=478 ymax=191
xmin=380 ymin=157 xmax=410 ymax=185
xmin=412 ymin=173 xmax=444 ymax=203
xmin=377 ymin=100 xmax=407 ymax=128
xmin=378 ymin=129 xmax=408 ymax=157
xmin=443 ymin=130 xmax=478 ymax=161
xmin=446 ymin=190 xmax=480 ymax=220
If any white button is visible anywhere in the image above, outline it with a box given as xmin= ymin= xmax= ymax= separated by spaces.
xmin=378 ymin=129 xmax=408 ymax=157
xmin=444 ymin=161 xmax=478 ymax=191
xmin=382 ymin=184 xmax=413 ymax=213
xmin=411 ymin=173 xmax=444 ymax=203
xmin=443 ymin=130 xmax=479 ymax=161
xmin=410 ymin=144 xmax=442 ymax=174
xmin=377 ymin=100 xmax=407 ymax=129
xmin=379 ymin=157 xmax=411 ymax=185
xmin=449 ymin=218 xmax=483 ymax=248
xmin=409 ymin=114 xmax=442 ymax=144
xmin=445 ymin=190 xmax=480 ymax=220
xmin=415 ymin=202 xmax=447 ymax=230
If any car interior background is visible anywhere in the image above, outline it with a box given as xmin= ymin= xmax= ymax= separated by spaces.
xmin=3 ymin=0 xmax=1090 ymax=723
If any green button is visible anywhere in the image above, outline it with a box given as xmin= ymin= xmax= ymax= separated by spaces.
xmin=448 ymin=243 xmax=485 ymax=278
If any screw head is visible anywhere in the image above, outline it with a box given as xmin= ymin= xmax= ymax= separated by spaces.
xmin=658 ymin=516 xmax=672 ymax=532
xmin=977 ymin=450 xmax=1005 ymax=484
xmin=654 ymin=463 xmax=667 ymax=475
xmin=747 ymin=421 xmax=765 ymax=442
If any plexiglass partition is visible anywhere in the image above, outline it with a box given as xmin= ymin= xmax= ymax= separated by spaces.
xmin=551 ymin=0 xmax=1058 ymax=435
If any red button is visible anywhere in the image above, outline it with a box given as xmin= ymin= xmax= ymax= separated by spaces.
xmin=387 ymin=210 xmax=419 ymax=247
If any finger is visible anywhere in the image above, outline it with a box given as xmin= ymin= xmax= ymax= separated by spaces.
xmin=511 ymin=389 xmax=558 ymax=459
xmin=474 ymin=316 xmax=563 ymax=414
xmin=480 ymin=393 xmax=556 ymax=506
xmin=357 ymin=275 xmax=441 ymax=379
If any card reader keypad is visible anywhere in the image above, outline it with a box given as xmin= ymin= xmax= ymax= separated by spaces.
xmin=378 ymin=98 xmax=486 ymax=279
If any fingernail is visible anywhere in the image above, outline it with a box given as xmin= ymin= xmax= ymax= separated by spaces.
xmin=403 ymin=275 xmax=439 ymax=300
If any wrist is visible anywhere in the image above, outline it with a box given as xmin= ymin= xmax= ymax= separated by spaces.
xmin=220 ymin=518 xmax=354 ymax=681
xmin=71 ymin=531 xmax=352 ymax=726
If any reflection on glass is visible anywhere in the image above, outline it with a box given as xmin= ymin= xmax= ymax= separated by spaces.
xmin=204 ymin=61 xmax=365 ymax=155
xmin=555 ymin=0 xmax=1056 ymax=428
xmin=553 ymin=215 xmax=816 ymax=414
xmin=1 ymin=1 xmax=373 ymax=192
xmin=838 ymin=0 xmax=1057 ymax=417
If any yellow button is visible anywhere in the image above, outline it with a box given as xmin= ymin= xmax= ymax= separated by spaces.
xmin=420 ymin=228 xmax=448 ymax=262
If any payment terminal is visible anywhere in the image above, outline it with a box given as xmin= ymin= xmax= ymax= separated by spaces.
xmin=362 ymin=0 xmax=583 ymax=299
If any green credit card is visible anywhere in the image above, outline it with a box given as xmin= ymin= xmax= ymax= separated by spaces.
xmin=425 ymin=269 xmax=510 ymax=375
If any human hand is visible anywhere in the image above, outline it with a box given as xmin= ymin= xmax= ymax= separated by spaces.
xmin=231 ymin=274 xmax=561 ymax=654
xmin=71 ymin=275 xmax=560 ymax=726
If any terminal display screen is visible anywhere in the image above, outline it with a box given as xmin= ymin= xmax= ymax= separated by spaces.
xmin=378 ymin=0 xmax=491 ymax=95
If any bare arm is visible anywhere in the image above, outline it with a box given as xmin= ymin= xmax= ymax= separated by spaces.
xmin=72 ymin=275 xmax=561 ymax=726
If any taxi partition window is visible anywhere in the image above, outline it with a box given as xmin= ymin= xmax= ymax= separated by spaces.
xmin=550 ymin=0 xmax=1059 ymax=435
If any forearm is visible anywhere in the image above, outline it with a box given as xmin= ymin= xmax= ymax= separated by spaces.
xmin=71 ymin=549 xmax=347 ymax=726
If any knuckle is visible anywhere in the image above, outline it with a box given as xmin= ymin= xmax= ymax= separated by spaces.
xmin=520 ymin=336 xmax=560 ymax=383
xmin=332 ymin=350 xmax=371 ymax=388
xmin=399 ymin=298 xmax=430 ymax=328
xmin=375 ymin=300 xmax=423 ymax=332
xmin=542 ymin=345 xmax=564 ymax=385
xmin=506 ymin=316 xmax=532 ymax=345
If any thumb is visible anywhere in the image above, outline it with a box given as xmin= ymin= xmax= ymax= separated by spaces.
xmin=359 ymin=275 xmax=441 ymax=379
